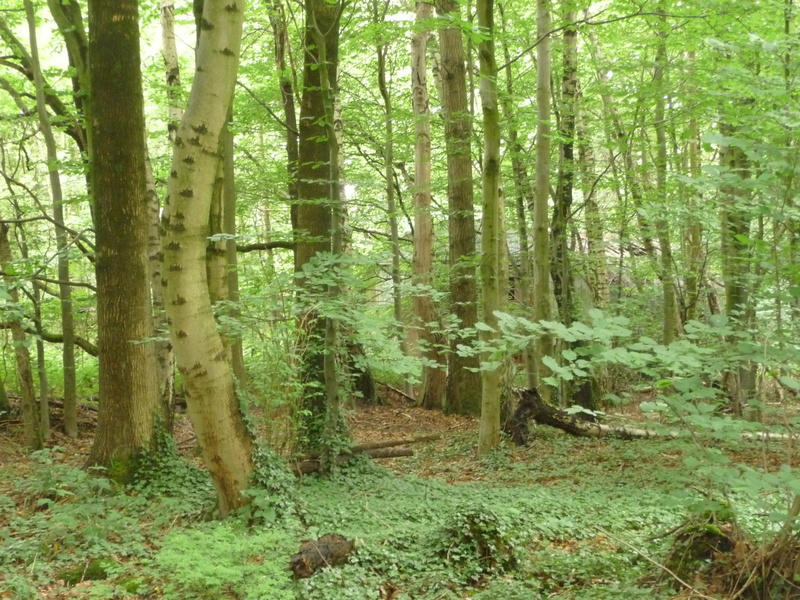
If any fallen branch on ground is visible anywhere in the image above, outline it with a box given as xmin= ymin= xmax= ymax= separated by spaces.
xmin=291 ymin=447 xmax=413 ymax=475
xmin=298 ymin=433 xmax=440 ymax=461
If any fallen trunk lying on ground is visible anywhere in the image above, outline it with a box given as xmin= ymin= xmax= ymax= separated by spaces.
xmin=290 ymin=447 xmax=414 ymax=475
xmin=507 ymin=388 xmax=792 ymax=444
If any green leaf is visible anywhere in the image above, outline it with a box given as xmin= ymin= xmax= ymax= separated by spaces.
xmin=780 ymin=376 xmax=800 ymax=391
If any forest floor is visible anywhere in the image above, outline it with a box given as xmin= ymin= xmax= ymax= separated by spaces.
xmin=0 ymin=391 xmax=796 ymax=599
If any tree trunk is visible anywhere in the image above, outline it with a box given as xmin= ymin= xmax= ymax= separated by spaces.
xmin=533 ymin=0 xmax=554 ymax=400
xmin=145 ymin=149 xmax=176 ymax=431
xmin=0 ymin=221 xmax=41 ymax=450
xmin=653 ymin=5 xmax=677 ymax=345
xmin=295 ymin=0 xmax=341 ymax=450
xmin=375 ymin=4 xmax=410 ymax=395
xmin=719 ymin=120 xmax=755 ymax=413
xmin=498 ymin=2 xmax=536 ymax=389
xmin=309 ymin=3 xmax=346 ymax=468
xmin=268 ymin=0 xmax=300 ymax=233
xmin=550 ymin=7 xmax=578 ymax=327
xmin=23 ymin=0 xmax=76 ymax=439
xmin=410 ymin=0 xmax=446 ymax=410
xmin=86 ymin=0 xmax=158 ymax=480
xmin=476 ymin=0 xmax=505 ymax=455
xmin=436 ymin=0 xmax=482 ymax=416
xmin=161 ymin=0 xmax=254 ymax=516
xmin=577 ymin=117 xmax=609 ymax=308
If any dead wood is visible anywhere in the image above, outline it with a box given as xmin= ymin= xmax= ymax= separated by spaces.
xmin=291 ymin=447 xmax=413 ymax=475
xmin=290 ymin=533 xmax=354 ymax=578
xmin=509 ymin=388 xmax=791 ymax=444
xmin=298 ymin=433 xmax=440 ymax=460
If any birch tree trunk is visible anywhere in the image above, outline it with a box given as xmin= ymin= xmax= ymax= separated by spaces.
xmin=436 ymin=0 xmax=482 ymax=416
xmin=86 ymin=0 xmax=158 ymax=479
xmin=161 ymin=0 xmax=254 ymax=516
xmin=411 ymin=0 xmax=447 ymax=410
xmin=476 ymin=0 xmax=505 ymax=455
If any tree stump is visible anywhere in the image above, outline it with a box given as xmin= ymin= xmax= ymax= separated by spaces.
xmin=290 ymin=533 xmax=354 ymax=579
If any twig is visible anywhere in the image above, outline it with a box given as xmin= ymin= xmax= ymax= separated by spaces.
xmin=594 ymin=525 xmax=717 ymax=600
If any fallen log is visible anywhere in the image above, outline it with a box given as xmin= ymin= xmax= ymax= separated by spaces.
xmin=291 ymin=447 xmax=413 ymax=475
xmin=298 ymin=433 xmax=440 ymax=461
xmin=510 ymin=388 xmax=792 ymax=443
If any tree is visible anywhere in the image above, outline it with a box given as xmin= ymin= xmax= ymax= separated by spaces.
xmin=532 ymin=0 xmax=553 ymax=399
xmin=411 ymin=0 xmax=446 ymax=410
xmin=161 ymin=0 xmax=254 ymax=515
xmin=24 ymin=0 xmax=75 ymax=440
xmin=295 ymin=0 xmax=342 ymax=449
xmin=86 ymin=0 xmax=158 ymax=478
xmin=0 ymin=221 xmax=41 ymax=450
xmin=476 ymin=0 xmax=504 ymax=455
xmin=436 ymin=0 xmax=482 ymax=416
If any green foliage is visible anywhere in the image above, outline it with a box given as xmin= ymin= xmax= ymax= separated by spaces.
xmin=131 ymin=428 xmax=216 ymax=518
xmin=431 ymin=502 xmax=520 ymax=583
xmin=152 ymin=523 xmax=296 ymax=600
xmin=239 ymin=443 xmax=298 ymax=525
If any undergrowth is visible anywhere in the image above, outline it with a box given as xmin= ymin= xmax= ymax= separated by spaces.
xmin=0 ymin=431 xmax=786 ymax=599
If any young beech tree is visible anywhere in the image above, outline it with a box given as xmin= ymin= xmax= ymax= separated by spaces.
xmin=477 ymin=0 xmax=505 ymax=455
xmin=161 ymin=0 xmax=254 ymax=516
xmin=86 ymin=0 xmax=158 ymax=477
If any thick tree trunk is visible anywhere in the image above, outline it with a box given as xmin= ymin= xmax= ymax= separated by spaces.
xmin=436 ymin=0 xmax=482 ymax=417
xmin=411 ymin=0 xmax=447 ymax=411
xmin=295 ymin=0 xmax=341 ymax=450
xmin=86 ymin=0 xmax=158 ymax=479
xmin=719 ymin=120 xmax=755 ymax=413
xmin=476 ymin=0 xmax=505 ymax=456
xmin=161 ymin=0 xmax=254 ymax=516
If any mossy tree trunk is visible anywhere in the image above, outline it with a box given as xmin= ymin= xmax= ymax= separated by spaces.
xmin=295 ymin=0 xmax=341 ymax=450
xmin=476 ymin=0 xmax=505 ymax=455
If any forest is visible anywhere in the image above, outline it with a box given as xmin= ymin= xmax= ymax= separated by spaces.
xmin=0 ymin=0 xmax=799 ymax=598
